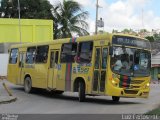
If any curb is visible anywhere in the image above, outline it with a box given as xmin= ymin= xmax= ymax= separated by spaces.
xmin=0 ymin=96 xmax=17 ymax=104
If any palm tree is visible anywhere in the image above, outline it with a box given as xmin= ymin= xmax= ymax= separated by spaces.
xmin=52 ymin=0 xmax=89 ymax=39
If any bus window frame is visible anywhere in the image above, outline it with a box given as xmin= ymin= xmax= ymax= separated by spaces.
xmin=60 ymin=43 xmax=77 ymax=63
xmin=9 ymin=48 xmax=19 ymax=64
xmin=35 ymin=45 xmax=49 ymax=64
xmin=26 ymin=46 xmax=36 ymax=64
xmin=77 ymin=41 xmax=93 ymax=64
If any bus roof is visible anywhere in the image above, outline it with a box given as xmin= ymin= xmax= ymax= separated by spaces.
xmin=10 ymin=33 xmax=149 ymax=49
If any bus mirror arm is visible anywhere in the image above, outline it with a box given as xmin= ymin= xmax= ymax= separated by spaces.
xmin=109 ymin=46 xmax=113 ymax=55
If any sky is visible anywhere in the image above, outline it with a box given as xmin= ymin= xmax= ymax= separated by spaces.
xmin=49 ymin=0 xmax=160 ymax=34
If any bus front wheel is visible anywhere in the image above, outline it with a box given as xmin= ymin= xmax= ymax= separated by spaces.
xmin=112 ymin=96 xmax=120 ymax=102
xmin=24 ymin=77 xmax=33 ymax=93
xmin=78 ymin=82 xmax=85 ymax=102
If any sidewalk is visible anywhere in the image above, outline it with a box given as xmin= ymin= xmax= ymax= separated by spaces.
xmin=0 ymin=96 xmax=17 ymax=104
xmin=0 ymin=79 xmax=17 ymax=104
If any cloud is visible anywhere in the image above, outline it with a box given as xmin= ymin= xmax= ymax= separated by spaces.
xmin=98 ymin=0 xmax=160 ymax=33
xmin=48 ymin=0 xmax=160 ymax=34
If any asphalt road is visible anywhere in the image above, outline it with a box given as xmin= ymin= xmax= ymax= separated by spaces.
xmin=0 ymin=81 xmax=160 ymax=114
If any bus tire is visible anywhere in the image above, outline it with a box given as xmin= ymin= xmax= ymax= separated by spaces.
xmin=112 ymin=96 xmax=120 ymax=102
xmin=78 ymin=82 xmax=85 ymax=102
xmin=24 ymin=77 xmax=33 ymax=93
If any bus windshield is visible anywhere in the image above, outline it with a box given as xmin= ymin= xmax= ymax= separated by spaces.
xmin=111 ymin=46 xmax=151 ymax=77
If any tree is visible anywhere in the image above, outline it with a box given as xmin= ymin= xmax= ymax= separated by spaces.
xmin=112 ymin=29 xmax=118 ymax=33
xmin=52 ymin=0 xmax=89 ymax=39
xmin=145 ymin=36 xmax=155 ymax=42
xmin=0 ymin=0 xmax=53 ymax=19
xmin=122 ymin=28 xmax=130 ymax=33
xmin=153 ymin=33 xmax=160 ymax=41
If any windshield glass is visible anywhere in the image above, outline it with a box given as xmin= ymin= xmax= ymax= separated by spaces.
xmin=111 ymin=46 xmax=151 ymax=77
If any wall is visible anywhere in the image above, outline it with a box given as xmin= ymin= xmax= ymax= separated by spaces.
xmin=0 ymin=54 xmax=9 ymax=76
xmin=0 ymin=18 xmax=53 ymax=43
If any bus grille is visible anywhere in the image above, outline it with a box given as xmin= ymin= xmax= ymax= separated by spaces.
xmin=124 ymin=90 xmax=138 ymax=94
xmin=131 ymin=86 xmax=140 ymax=89
xmin=131 ymin=80 xmax=145 ymax=84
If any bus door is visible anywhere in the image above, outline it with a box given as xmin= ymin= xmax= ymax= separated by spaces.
xmin=18 ymin=52 xmax=26 ymax=85
xmin=48 ymin=50 xmax=59 ymax=89
xmin=92 ymin=47 xmax=108 ymax=94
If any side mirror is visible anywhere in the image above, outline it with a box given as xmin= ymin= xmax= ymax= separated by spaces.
xmin=109 ymin=46 xmax=113 ymax=55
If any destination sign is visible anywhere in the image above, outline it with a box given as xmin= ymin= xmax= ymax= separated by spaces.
xmin=112 ymin=35 xmax=151 ymax=49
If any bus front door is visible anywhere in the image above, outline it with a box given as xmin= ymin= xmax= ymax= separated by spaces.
xmin=48 ymin=50 xmax=59 ymax=89
xmin=92 ymin=47 xmax=108 ymax=94
xmin=18 ymin=52 xmax=26 ymax=85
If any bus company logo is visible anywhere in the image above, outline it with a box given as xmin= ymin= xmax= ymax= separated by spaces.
xmin=73 ymin=66 xmax=89 ymax=74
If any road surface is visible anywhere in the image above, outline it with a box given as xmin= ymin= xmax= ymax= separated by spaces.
xmin=0 ymin=81 xmax=160 ymax=114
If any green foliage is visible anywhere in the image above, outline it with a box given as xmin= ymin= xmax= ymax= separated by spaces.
xmin=112 ymin=29 xmax=118 ymax=33
xmin=140 ymin=29 xmax=147 ymax=33
xmin=145 ymin=36 xmax=155 ymax=42
xmin=0 ymin=0 xmax=53 ymax=19
xmin=122 ymin=28 xmax=130 ymax=33
xmin=153 ymin=33 xmax=160 ymax=41
xmin=53 ymin=0 xmax=89 ymax=39
xmin=146 ymin=106 xmax=160 ymax=115
xmin=0 ymin=0 xmax=89 ymax=39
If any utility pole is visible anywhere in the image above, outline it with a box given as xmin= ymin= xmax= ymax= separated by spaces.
xmin=95 ymin=0 xmax=99 ymax=34
xmin=142 ymin=8 xmax=144 ymax=29
xmin=17 ymin=0 xmax=22 ymax=43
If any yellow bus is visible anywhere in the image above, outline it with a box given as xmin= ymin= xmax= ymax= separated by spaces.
xmin=7 ymin=33 xmax=151 ymax=102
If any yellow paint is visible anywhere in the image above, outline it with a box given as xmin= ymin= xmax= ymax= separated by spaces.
xmin=0 ymin=18 xmax=53 ymax=43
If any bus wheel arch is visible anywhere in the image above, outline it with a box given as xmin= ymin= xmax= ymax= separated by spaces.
xmin=24 ymin=74 xmax=33 ymax=93
xmin=73 ymin=77 xmax=86 ymax=102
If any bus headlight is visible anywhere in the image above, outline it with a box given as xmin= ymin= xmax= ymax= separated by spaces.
xmin=145 ymin=83 xmax=150 ymax=88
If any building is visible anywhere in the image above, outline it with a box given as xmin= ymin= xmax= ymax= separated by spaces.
xmin=151 ymin=41 xmax=160 ymax=81
xmin=0 ymin=18 xmax=53 ymax=76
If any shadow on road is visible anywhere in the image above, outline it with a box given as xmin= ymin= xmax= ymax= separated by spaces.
xmin=11 ymin=86 xmax=142 ymax=105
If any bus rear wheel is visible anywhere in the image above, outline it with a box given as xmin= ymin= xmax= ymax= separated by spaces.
xmin=78 ymin=82 xmax=85 ymax=102
xmin=112 ymin=96 xmax=120 ymax=102
xmin=24 ymin=77 xmax=33 ymax=93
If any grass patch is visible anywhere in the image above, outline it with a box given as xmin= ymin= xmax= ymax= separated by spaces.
xmin=146 ymin=106 xmax=160 ymax=115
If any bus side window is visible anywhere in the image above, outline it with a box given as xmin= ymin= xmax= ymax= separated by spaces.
xmin=9 ymin=48 xmax=18 ymax=64
xmin=60 ymin=43 xmax=77 ymax=63
xmin=36 ymin=45 xmax=49 ymax=63
xmin=77 ymin=41 xmax=93 ymax=63
xmin=26 ymin=47 xmax=36 ymax=64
